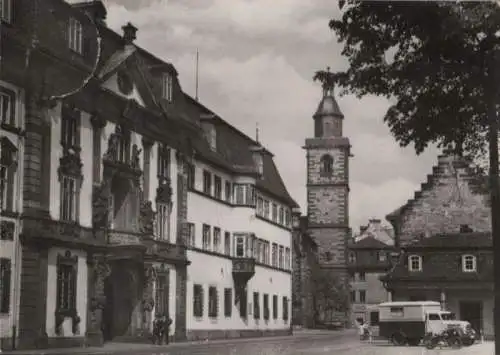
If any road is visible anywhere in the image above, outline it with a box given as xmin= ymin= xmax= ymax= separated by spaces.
xmin=3 ymin=330 xmax=492 ymax=355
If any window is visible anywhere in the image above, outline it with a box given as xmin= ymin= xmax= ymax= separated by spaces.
xmin=285 ymin=209 xmax=291 ymax=227
xmin=224 ymin=231 xmax=231 ymax=255
xmin=428 ymin=313 xmax=440 ymax=321
xmin=186 ymin=223 xmax=195 ymax=247
xmin=0 ymin=258 xmax=11 ymax=314
xmin=264 ymin=200 xmax=270 ymax=218
xmin=257 ymin=197 xmax=264 ymax=216
xmin=263 ymin=242 xmax=270 ymax=265
xmin=234 ymin=184 xmax=244 ymax=204
xmin=379 ymin=252 xmax=386 ymax=262
xmin=157 ymin=144 xmax=170 ymax=180
xmin=186 ymin=163 xmax=195 ymax=189
xmin=285 ymin=248 xmax=291 ymax=270
xmin=408 ymin=255 xmax=422 ymax=272
xmin=390 ymin=307 xmax=404 ymax=317
xmin=224 ymin=288 xmax=232 ymax=317
xmin=320 ymin=154 xmax=333 ymax=174
xmin=0 ymin=146 xmax=15 ymax=212
xmin=224 ymin=181 xmax=232 ymax=202
xmin=0 ymin=0 xmax=12 ymax=23
xmin=235 ymin=235 xmax=245 ymax=257
xmin=278 ymin=207 xmax=284 ymax=224
xmin=0 ymin=86 xmax=15 ymax=126
xmin=157 ymin=203 xmax=170 ymax=240
xmin=60 ymin=176 xmax=78 ymax=222
xmin=370 ymin=311 xmax=379 ymax=326
xmin=272 ymin=295 xmax=278 ymax=319
xmin=203 ymin=170 xmax=211 ymax=194
xmin=359 ymin=290 xmax=366 ymax=303
xmin=155 ymin=274 xmax=169 ymax=315
xmin=263 ymin=294 xmax=269 ymax=320
xmin=213 ymin=227 xmax=221 ymax=253
xmin=255 ymin=240 xmax=262 ymax=263
xmin=61 ymin=104 xmax=80 ymax=150
xmin=349 ymin=252 xmax=356 ymax=263
xmin=272 ymin=243 xmax=278 ymax=267
xmin=208 ymin=286 xmax=218 ymax=318
xmin=214 ymin=176 xmax=222 ymax=199
xmin=358 ymin=272 xmax=365 ymax=281
xmin=253 ymin=292 xmax=260 ymax=319
xmin=193 ymin=284 xmax=204 ymax=317
xmin=245 ymin=185 xmax=256 ymax=206
xmin=56 ymin=253 xmax=77 ymax=315
xmin=278 ymin=246 xmax=284 ymax=269
xmin=272 ymin=203 xmax=278 ymax=222
xmin=202 ymin=224 xmax=211 ymax=250
xmin=462 ymin=255 xmax=477 ymax=272
xmin=161 ymin=73 xmax=174 ymax=102
xmin=68 ymin=17 xmax=83 ymax=54
xmin=239 ymin=288 xmax=247 ymax=318
xmin=350 ymin=291 xmax=356 ymax=303
xmin=282 ymin=296 xmax=289 ymax=321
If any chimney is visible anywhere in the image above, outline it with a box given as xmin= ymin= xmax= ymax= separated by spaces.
xmin=71 ymin=1 xmax=107 ymax=25
xmin=122 ymin=22 xmax=138 ymax=44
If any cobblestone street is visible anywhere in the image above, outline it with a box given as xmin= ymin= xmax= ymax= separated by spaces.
xmin=1 ymin=331 xmax=493 ymax=355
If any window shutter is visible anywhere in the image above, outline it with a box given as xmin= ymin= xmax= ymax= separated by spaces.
xmin=0 ymin=258 xmax=11 ymax=313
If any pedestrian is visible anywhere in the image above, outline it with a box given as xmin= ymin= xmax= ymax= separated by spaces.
xmin=152 ymin=313 xmax=165 ymax=345
xmin=165 ymin=314 xmax=173 ymax=344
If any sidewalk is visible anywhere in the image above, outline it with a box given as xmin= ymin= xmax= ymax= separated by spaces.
xmin=0 ymin=329 xmax=353 ymax=355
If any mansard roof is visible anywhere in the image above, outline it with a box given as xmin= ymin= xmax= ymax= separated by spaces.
xmin=85 ymin=7 xmax=298 ymax=208
xmin=403 ymin=231 xmax=491 ymax=250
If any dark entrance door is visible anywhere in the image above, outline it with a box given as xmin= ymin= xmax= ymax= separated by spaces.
xmin=102 ymin=262 xmax=139 ymax=341
xmin=459 ymin=301 xmax=483 ymax=333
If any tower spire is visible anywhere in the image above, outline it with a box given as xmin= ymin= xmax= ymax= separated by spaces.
xmin=195 ymin=49 xmax=199 ymax=101
xmin=256 ymin=122 xmax=260 ymax=144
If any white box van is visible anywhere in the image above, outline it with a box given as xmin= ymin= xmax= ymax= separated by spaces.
xmin=378 ymin=301 xmax=476 ymax=346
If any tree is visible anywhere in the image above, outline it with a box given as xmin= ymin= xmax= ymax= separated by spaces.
xmin=322 ymin=2 xmax=500 ymax=351
xmin=312 ymin=268 xmax=350 ymax=324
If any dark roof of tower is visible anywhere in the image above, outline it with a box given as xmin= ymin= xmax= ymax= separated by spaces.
xmin=313 ymin=94 xmax=343 ymax=118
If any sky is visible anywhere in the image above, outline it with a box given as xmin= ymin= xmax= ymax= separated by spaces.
xmin=91 ymin=0 xmax=441 ymax=233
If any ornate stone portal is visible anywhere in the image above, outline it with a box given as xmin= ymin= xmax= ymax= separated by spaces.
xmin=86 ymin=255 xmax=111 ymax=346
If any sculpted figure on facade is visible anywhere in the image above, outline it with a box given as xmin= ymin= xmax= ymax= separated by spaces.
xmin=139 ymin=200 xmax=156 ymax=236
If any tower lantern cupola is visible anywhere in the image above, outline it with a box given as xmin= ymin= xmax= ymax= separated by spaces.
xmin=313 ymin=67 xmax=344 ymax=138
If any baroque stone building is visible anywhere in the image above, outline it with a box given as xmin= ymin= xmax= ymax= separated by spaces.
xmin=381 ymin=152 xmax=493 ymax=338
xmin=303 ymin=79 xmax=352 ymax=323
xmin=0 ymin=0 xmax=297 ymax=350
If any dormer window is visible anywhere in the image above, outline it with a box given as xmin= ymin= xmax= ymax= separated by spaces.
xmin=0 ymin=0 xmax=12 ymax=24
xmin=68 ymin=17 xmax=83 ymax=54
xmin=462 ymin=255 xmax=477 ymax=272
xmin=161 ymin=73 xmax=173 ymax=102
xmin=408 ymin=255 xmax=422 ymax=272
xmin=320 ymin=154 xmax=333 ymax=175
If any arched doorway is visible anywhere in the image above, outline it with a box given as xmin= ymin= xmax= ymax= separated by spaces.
xmin=102 ymin=261 xmax=139 ymax=341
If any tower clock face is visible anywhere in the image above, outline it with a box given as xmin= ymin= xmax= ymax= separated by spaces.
xmin=117 ymin=70 xmax=133 ymax=95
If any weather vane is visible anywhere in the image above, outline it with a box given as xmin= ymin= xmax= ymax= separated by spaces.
xmin=314 ymin=66 xmax=335 ymax=97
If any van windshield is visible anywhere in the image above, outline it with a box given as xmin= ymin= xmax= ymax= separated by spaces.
xmin=441 ymin=313 xmax=456 ymax=320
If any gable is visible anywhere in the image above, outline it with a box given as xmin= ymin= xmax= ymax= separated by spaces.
xmin=387 ymin=154 xmax=491 ymax=246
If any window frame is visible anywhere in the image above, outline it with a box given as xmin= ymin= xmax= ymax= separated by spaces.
xmin=263 ymin=293 xmax=270 ymax=320
xmin=264 ymin=200 xmax=270 ymax=218
xmin=0 ymin=86 xmax=16 ymax=127
xmin=56 ymin=251 xmax=78 ymax=316
xmin=156 ymin=202 xmax=171 ymax=241
xmin=186 ymin=222 xmax=195 ymax=247
xmin=224 ymin=288 xmax=232 ymax=318
xmin=213 ymin=227 xmax=221 ymax=253
xmin=161 ymin=73 xmax=174 ymax=102
xmin=278 ymin=206 xmax=284 ymax=225
xmin=359 ymin=290 xmax=366 ymax=304
xmin=408 ymin=255 xmax=423 ymax=272
xmin=320 ymin=154 xmax=334 ymax=175
xmin=186 ymin=163 xmax=195 ymax=190
xmin=214 ymin=175 xmax=222 ymax=199
xmin=60 ymin=175 xmax=79 ymax=223
xmin=202 ymin=224 xmax=211 ymax=250
xmin=235 ymin=235 xmax=245 ymax=257
xmin=0 ymin=138 xmax=16 ymax=212
xmin=68 ymin=17 xmax=83 ymax=54
xmin=272 ymin=295 xmax=278 ymax=319
xmin=224 ymin=181 xmax=232 ymax=202
xmin=253 ymin=292 xmax=260 ymax=320
xmin=257 ymin=197 xmax=264 ymax=216
xmin=193 ymin=284 xmax=204 ymax=318
xmin=0 ymin=0 xmax=12 ymax=24
xmin=272 ymin=203 xmax=278 ymax=222
xmin=462 ymin=254 xmax=477 ymax=273
xmin=202 ymin=170 xmax=212 ymax=195
xmin=157 ymin=144 xmax=171 ymax=180
xmin=155 ymin=273 xmax=169 ymax=315
xmin=224 ymin=231 xmax=231 ymax=256
xmin=282 ymin=296 xmax=289 ymax=321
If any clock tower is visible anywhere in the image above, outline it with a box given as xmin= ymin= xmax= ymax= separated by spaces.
xmin=304 ymin=71 xmax=351 ymax=278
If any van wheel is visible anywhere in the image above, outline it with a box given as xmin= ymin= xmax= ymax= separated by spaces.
xmin=391 ymin=333 xmax=406 ymax=346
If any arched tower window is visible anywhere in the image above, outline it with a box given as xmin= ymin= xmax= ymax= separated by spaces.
xmin=320 ymin=154 xmax=333 ymax=175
